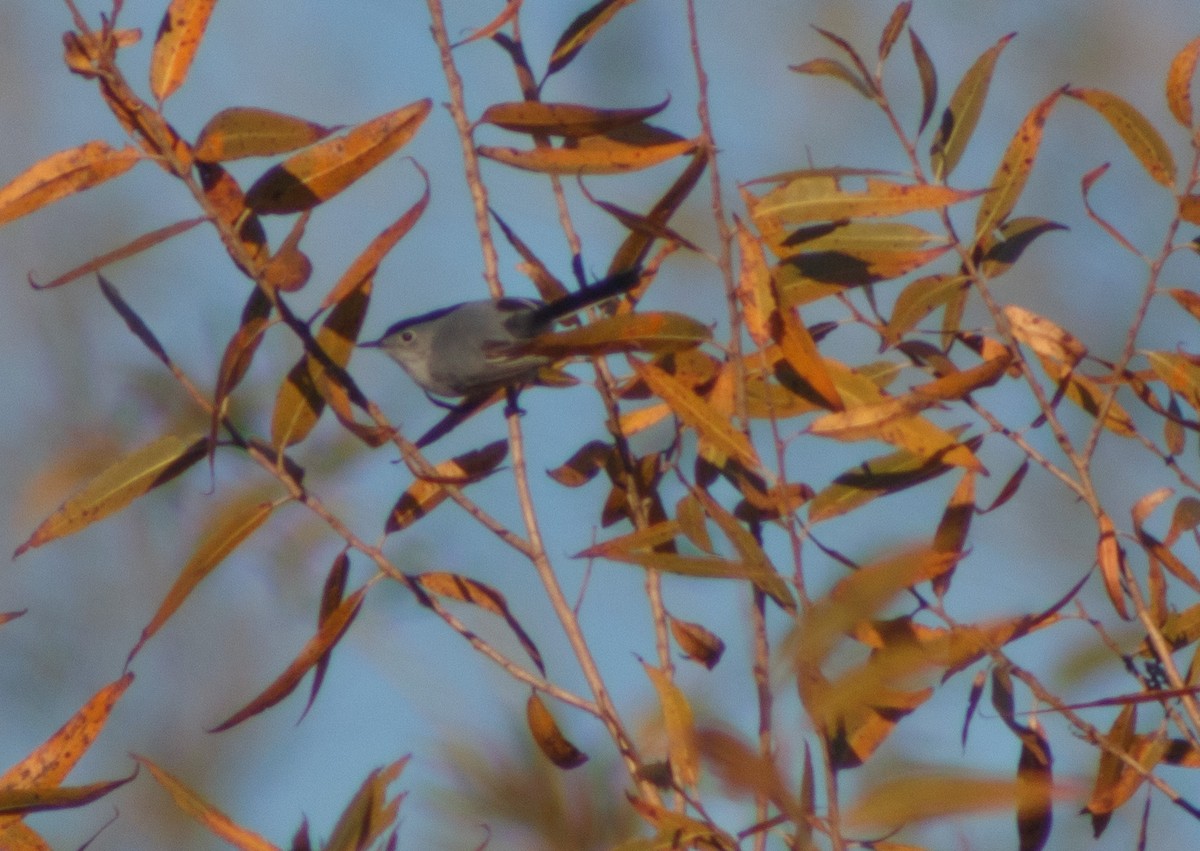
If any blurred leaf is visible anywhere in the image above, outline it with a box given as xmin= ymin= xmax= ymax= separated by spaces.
xmin=930 ymin=32 xmax=1016 ymax=180
xmin=479 ymin=97 xmax=669 ymax=137
xmin=0 ymin=141 xmax=141 ymax=226
xmin=1167 ymin=36 xmax=1200 ymax=128
xmin=324 ymin=760 xmax=407 ymax=851
xmin=0 ymin=771 xmax=136 ymax=816
xmin=1146 ymin=350 xmax=1200 ymax=412
xmin=877 ymin=3 xmax=912 ymax=63
xmin=675 ymin=493 xmax=714 ymax=553
xmin=31 ymin=217 xmax=206 ymax=290
xmin=1083 ymin=705 xmax=1139 ymax=832
xmin=547 ymin=0 xmax=638 ymax=75
xmin=848 ymin=769 xmax=1048 ymax=830
xmin=246 ymin=100 xmax=432 ymax=214
xmin=386 ymin=441 xmax=509 ymax=533
xmin=135 ymin=755 xmax=280 ymax=851
xmin=452 ymin=0 xmax=522 ymax=47
xmin=548 ymin=440 xmax=612 ymax=487
xmin=974 ymin=90 xmax=1063 ymax=239
xmin=194 ymin=107 xmax=335 ymax=162
xmin=519 ymin=311 xmax=710 ymax=358
xmin=909 ymin=27 xmax=938 ymax=135
xmin=696 ymin=728 xmax=800 ymax=821
xmin=416 ymin=572 xmax=545 ymax=674
xmin=479 ymin=128 xmax=697 ymax=174
xmin=1179 ymin=194 xmax=1200 ymax=225
xmin=694 ymin=487 xmax=795 ymax=611
xmin=149 ymin=0 xmax=218 ymax=102
xmin=1165 ymin=496 xmax=1200 ymax=545
xmin=669 ymin=617 xmax=724 ymax=669
xmin=526 ymin=694 xmax=588 ymax=769
xmin=643 ymin=663 xmax=698 ymax=787
xmin=128 ymin=496 xmax=280 ymax=663
xmin=210 ymin=587 xmax=367 ymax=733
xmin=789 ymin=57 xmax=875 ymax=100
xmin=633 ymin=361 xmax=758 ymax=469
xmin=612 ymin=148 xmax=709 ymax=272
xmin=15 ymin=434 xmax=207 ymax=557
xmin=1066 ymin=87 xmax=1176 ymax=188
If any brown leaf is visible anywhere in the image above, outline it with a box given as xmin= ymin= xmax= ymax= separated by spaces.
xmin=1167 ymin=36 xmax=1200 ymax=128
xmin=0 ymin=141 xmax=141 ymax=226
xmin=669 ymin=617 xmax=725 ymax=669
xmin=1084 ymin=705 xmax=1140 ymax=825
xmin=386 ymin=442 xmax=508 ymax=533
xmin=246 ymin=100 xmax=432 ymax=214
xmin=753 ymin=177 xmax=985 ymax=224
xmin=30 ymin=217 xmax=206 ymax=290
xmin=547 ymin=440 xmax=613 ymax=487
xmin=479 ymin=97 xmax=670 ymax=138
xmin=1066 ymin=87 xmax=1176 ymax=188
xmin=526 ymin=694 xmax=588 ymax=768
xmin=212 ymin=287 xmax=274 ymax=457
xmin=909 ymin=27 xmax=938 ymax=135
xmin=877 ymin=2 xmax=912 ymax=63
xmin=930 ymin=32 xmax=1016 ymax=180
xmin=134 ymin=755 xmax=280 ymax=851
xmin=210 ymin=587 xmax=366 ymax=733
xmin=519 ymin=311 xmax=710 ymax=358
xmin=695 ymin=727 xmax=799 ymax=821
xmin=848 ymin=770 xmax=1049 ymax=830
xmin=150 ymin=0 xmax=218 ymax=102
xmin=128 ymin=497 xmax=280 ymax=663
xmin=547 ymin=0 xmax=638 ymax=75
xmin=735 ymin=216 xmax=775 ymax=346
xmin=451 ymin=0 xmax=522 ymax=47
xmin=0 ymin=771 xmax=137 ymax=816
xmin=932 ymin=472 xmax=975 ymax=598
xmin=1096 ymin=514 xmax=1130 ymax=620
xmin=194 ymin=107 xmax=335 ymax=162
xmin=15 ymin=434 xmax=207 ymax=557
xmin=610 ymin=149 xmax=709 ymax=273
xmin=302 ymin=551 xmax=351 ymax=721
xmin=416 ymin=572 xmax=544 ymax=674
xmin=790 ymin=58 xmax=875 ymax=100
xmin=324 ymin=760 xmax=407 ymax=851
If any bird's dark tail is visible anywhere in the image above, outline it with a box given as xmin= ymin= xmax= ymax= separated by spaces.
xmin=528 ymin=268 xmax=642 ymax=328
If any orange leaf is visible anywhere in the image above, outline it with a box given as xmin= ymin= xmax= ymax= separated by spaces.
xmin=769 ymin=299 xmax=843 ymax=412
xmin=134 ymin=755 xmax=279 ymax=851
xmin=1167 ymin=36 xmax=1200 ymax=128
xmin=149 ymin=0 xmax=219 ymax=102
xmin=479 ymin=128 xmax=697 ymax=175
xmin=416 ymin=572 xmax=545 ymax=674
xmin=1066 ymin=87 xmax=1176 ymax=188
xmin=194 ymin=107 xmax=335 ymax=162
xmin=519 ymin=311 xmax=710 ymax=358
xmin=15 ymin=434 xmax=207 ymax=557
xmin=30 ymin=217 xmax=206 ymax=290
xmin=451 ymin=0 xmax=522 ymax=47
xmin=754 ymin=177 xmax=985 ymax=224
xmin=246 ymin=100 xmax=431 ymax=214
xmin=0 ymin=772 xmax=136 ymax=816
xmin=1097 ymin=514 xmax=1130 ymax=620
xmin=669 ymin=617 xmax=725 ymax=669
xmin=386 ymin=442 xmax=508 ymax=533
xmin=526 ymin=694 xmax=588 ymax=768
xmin=0 ymin=141 xmax=141 ymax=226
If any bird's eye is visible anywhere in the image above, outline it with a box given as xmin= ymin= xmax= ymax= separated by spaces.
xmin=400 ymin=330 xmax=415 ymax=343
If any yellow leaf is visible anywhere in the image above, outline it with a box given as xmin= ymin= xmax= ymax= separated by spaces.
xmin=194 ymin=107 xmax=335 ymax=162
xmin=973 ymin=89 xmax=1061 ymax=239
xmin=931 ymin=33 xmax=1016 ymax=180
xmin=633 ymin=361 xmax=758 ymax=469
xmin=1066 ymin=87 xmax=1176 ymax=188
xmin=643 ymin=663 xmax=698 ymax=787
xmin=134 ymin=755 xmax=280 ymax=851
xmin=246 ymin=100 xmax=431 ymax=214
xmin=149 ymin=0 xmax=218 ymax=102
xmin=0 ymin=141 xmax=141 ymax=226
xmin=15 ymin=434 xmax=207 ymax=557
xmin=754 ymin=177 xmax=985 ymax=224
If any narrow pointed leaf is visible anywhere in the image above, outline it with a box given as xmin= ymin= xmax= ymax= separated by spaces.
xmin=479 ymin=97 xmax=669 ymax=138
xmin=974 ymin=90 xmax=1062 ymax=239
xmin=134 ymin=756 xmax=279 ymax=851
xmin=15 ymin=434 xmax=207 ymax=557
xmin=210 ymin=587 xmax=366 ymax=732
xmin=479 ymin=128 xmax=696 ymax=175
xmin=150 ymin=0 xmax=219 ymax=102
xmin=1066 ymin=87 xmax=1176 ymax=187
xmin=194 ymin=107 xmax=335 ymax=162
xmin=246 ymin=100 xmax=431 ymax=214
xmin=547 ymin=0 xmax=637 ymax=75
xmin=386 ymin=442 xmax=508 ymax=533
xmin=643 ymin=663 xmax=698 ymax=787
xmin=885 ymin=274 xmax=969 ymax=345
xmin=878 ymin=3 xmax=912 ymax=63
xmin=0 ymin=141 xmax=141 ymax=226
xmin=416 ymin=572 xmax=544 ymax=674
xmin=31 ymin=217 xmax=206 ymax=290
xmin=909 ymin=27 xmax=938 ymax=135
xmin=0 ymin=771 xmax=137 ymax=816
xmin=302 ymin=551 xmax=350 ymax=721
xmin=754 ymin=178 xmax=985 ymax=224
xmin=128 ymin=497 xmax=279 ymax=662
xmin=790 ymin=58 xmax=875 ymax=100
xmin=519 ymin=312 xmax=710 ymax=358
xmin=324 ymin=760 xmax=407 ymax=851
xmin=1097 ymin=514 xmax=1129 ymax=620
xmin=930 ymin=33 xmax=1016 ymax=181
